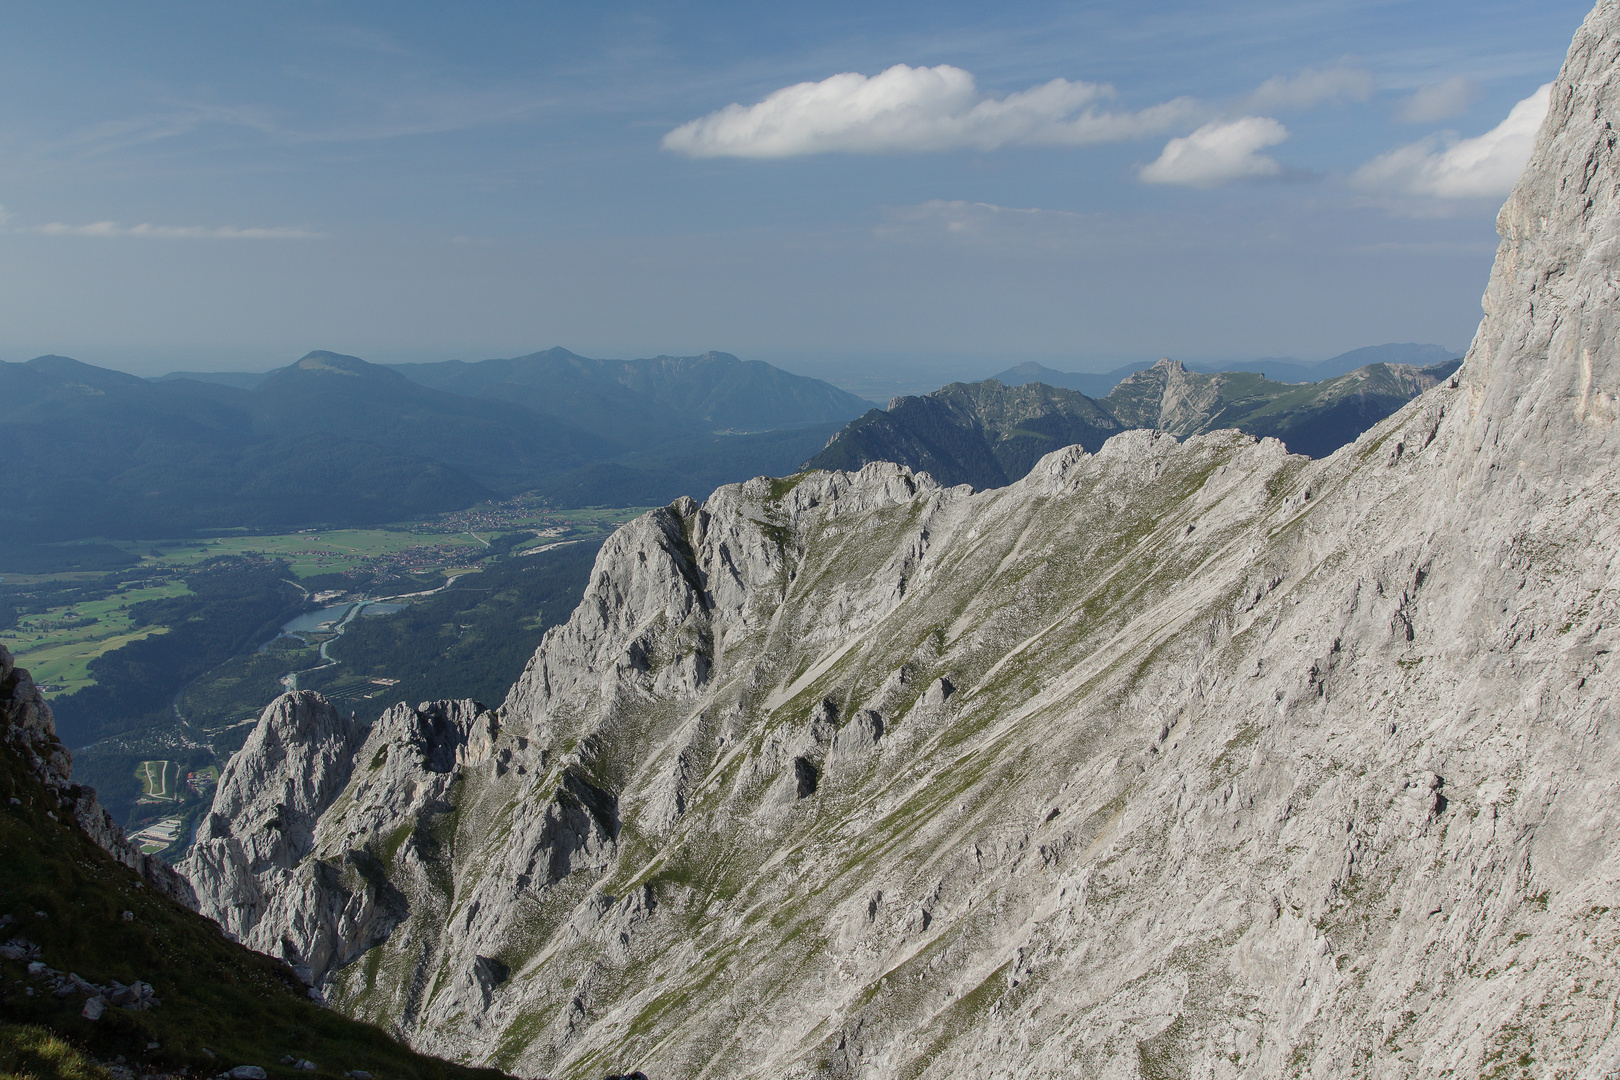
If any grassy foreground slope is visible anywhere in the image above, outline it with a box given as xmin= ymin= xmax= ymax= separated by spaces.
xmin=0 ymin=647 xmax=518 ymax=1080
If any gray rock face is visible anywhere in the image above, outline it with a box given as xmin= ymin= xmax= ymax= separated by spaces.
xmin=182 ymin=691 xmax=372 ymax=972
xmin=0 ymin=644 xmax=196 ymax=907
xmin=182 ymin=4 xmax=1620 ymax=1077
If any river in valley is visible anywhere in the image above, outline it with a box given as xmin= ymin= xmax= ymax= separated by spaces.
xmin=270 ymin=577 xmax=455 ymax=690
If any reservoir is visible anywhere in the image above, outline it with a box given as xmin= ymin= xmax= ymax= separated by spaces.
xmin=266 ymin=597 xmax=408 ymax=681
xmin=281 ymin=604 xmax=358 ymax=634
xmin=279 ymin=600 xmax=406 ymax=635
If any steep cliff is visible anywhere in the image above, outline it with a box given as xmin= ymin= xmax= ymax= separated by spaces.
xmin=187 ymin=3 xmax=1620 ymax=1078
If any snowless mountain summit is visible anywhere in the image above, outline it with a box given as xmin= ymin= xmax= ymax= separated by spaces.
xmin=187 ymin=3 xmax=1620 ymax=1077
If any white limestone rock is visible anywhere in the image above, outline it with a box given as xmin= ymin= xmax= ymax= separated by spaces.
xmin=178 ymin=4 xmax=1620 ymax=1076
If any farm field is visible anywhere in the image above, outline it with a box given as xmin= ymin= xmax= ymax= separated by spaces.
xmin=107 ymin=528 xmax=488 ymax=579
xmin=6 ymin=579 xmax=191 ymax=694
xmin=3 ymin=504 xmax=647 ymax=584
xmin=4 ymin=505 xmax=649 ymax=691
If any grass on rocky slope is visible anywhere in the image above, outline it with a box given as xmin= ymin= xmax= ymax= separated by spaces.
xmin=0 ymin=1024 xmax=111 ymax=1080
xmin=0 ymin=737 xmax=515 ymax=1080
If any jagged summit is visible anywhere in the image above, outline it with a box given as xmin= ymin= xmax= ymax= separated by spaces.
xmin=812 ymin=354 xmax=1457 ymax=487
xmin=180 ymin=4 xmax=1620 ymax=1077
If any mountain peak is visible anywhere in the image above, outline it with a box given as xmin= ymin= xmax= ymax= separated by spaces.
xmin=20 ymin=354 xmax=151 ymax=391
xmin=293 ymin=350 xmax=374 ymax=375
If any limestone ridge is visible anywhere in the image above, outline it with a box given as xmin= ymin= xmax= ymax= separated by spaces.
xmin=805 ymin=380 xmax=1124 ymax=489
xmin=0 ymin=643 xmax=195 ymax=906
xmin=809 ymin=358 xmax=1457 ymax=490
xmin=185 ymin=4 xmax=1620 ymax=1077
xmin=1104 ymin=356 xmax=1459 ymax=456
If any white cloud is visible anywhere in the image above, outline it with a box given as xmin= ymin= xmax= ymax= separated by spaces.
xmin=27 ymin=221 xmax=324 ymax=239
xmin=1243 ymin=66 xmax=1373 ymax=112
xmin=1352 ymin=83 xmax=1551 ymax=198
xmin=1139 ymin=117 xmax=1289 ymax=187
xmin=1395 ymin=76 xmax=1484 ymax=123
xmin=661 ymin=64 xmax=1206 ymax=158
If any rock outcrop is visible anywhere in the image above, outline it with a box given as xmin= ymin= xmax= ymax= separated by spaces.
xmin=184 ymin=4 xmax=1620 ymax=1077
xmin=808 ymin=358 xmax=1459 ymax=490
xmin=0 ymin=643 xmax=196 ymax=907
xmin=806 ymin=379 xmax=1124 ymax=490
xmin=1103 ymin=356 xmax=1460 ymax=457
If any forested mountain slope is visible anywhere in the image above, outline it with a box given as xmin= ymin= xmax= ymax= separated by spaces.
xmin=1104 ymin=356 xmax=1463 ymax=458
xmin=390 ymin=348 xmax=871 ymax=450
xmin=990 ymin=342 xmax=1456 ymax=393
xmin=0 ymin=348 xmax=870 ymax=561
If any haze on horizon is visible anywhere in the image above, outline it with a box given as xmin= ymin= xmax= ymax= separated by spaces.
xmin=0 ymin=0 xmax=1591 ymax=385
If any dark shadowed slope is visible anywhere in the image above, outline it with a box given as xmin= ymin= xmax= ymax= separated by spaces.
xmin=806 ymin=380 xmax=1123 ymax=489
xmin=1 ymin=348 xmax=868 ymax=550
xmin=0 ymin=355 xmax=485 ymax=545
xmin=247 ymin=351 xmax=609 ymax=492
xmin=389 ymin=348 xmax=871 ymax=451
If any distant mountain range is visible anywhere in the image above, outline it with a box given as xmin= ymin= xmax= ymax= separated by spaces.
xmin=0 ymin=348 xmax=870 ymax=567
xmin=990 ymin=342 xmax=1457 ymax=398
xmin=156 ymin=347 xmax=870 ymax=444
xmin=808 ymin=356 xmax=1462 ymax=489
xmin=1 ymin=341 xmax=1460 ymax=567
xmin=389 ymin=347 xmax=869 ymax=446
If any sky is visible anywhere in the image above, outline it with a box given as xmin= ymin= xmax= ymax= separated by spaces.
xmin=0 ymin=0 xmax=1596 ymax=390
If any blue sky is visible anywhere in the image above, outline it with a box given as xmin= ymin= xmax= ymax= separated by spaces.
xmin=0 ymin=0 xmax=1594 ymax=387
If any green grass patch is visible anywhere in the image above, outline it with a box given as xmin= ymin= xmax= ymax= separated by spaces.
xmin=7 ymin=581 xmax=189 ymax=695
xmin=0 ymin=1024 xmax=111 ymax=1080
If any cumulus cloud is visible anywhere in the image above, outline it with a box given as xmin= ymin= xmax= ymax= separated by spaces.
xmin=1139 ymin=116 xmax=1289 ymax=187
xmin=27 ymin=221 xmax=323 ymax=239
xmin=1395 ymin=76 xmax=1484 ymax=123
xmin=1243 ymin=66 xmax=1373 ymax=112
xmin=1352 ymin=83 xmax=1551 ymax=198
xmin=661 ymin=64 xmax=1205 ymax=157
